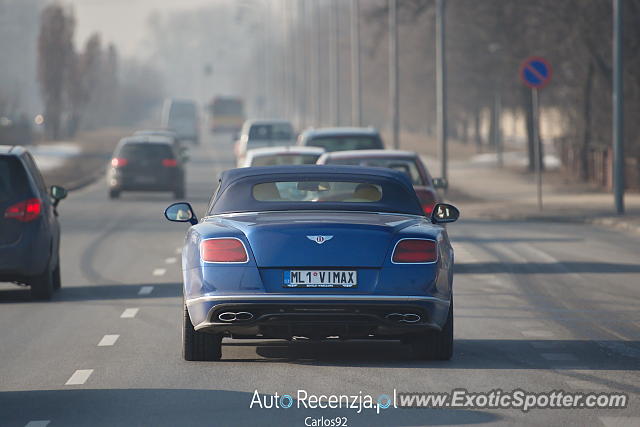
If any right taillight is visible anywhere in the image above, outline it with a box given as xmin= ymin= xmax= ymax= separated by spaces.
xmin=4 ymin=198 xmax=42 ymax=222
xmin=111 ymin=158 xmax=128 ymax=168
xmin=201 ymin=238 xmax=248 ymax=263
xmin=422 ymin=203 xmax=435 ymax=216
xmin=392 ymin=239 xmax=437 ymax=263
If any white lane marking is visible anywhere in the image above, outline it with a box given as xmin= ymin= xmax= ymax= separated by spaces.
xmin=165 ymin=257 xmax=177 ymax=264
xmin=519 ymin=243 xmax=582 ymax=280
xmin=25 ymin=422 xmax=50 ymax=427
xmin=522 ymin=330 xmax=555 ymax=338
xmin=97 ymin=334 xmax=119 ymax=346
xmin=120 ymin=308 xmax=139 ymax=318
xmin=175 ymin=247 xmax=182 ymax=254
xmin=453 ymin=244 xmax=481 ymax=263
xmin=65 ymin=369 xmax=93 ymax=385
xmin=540 ymin=353 xmax=578 ymax=361
xmin=152 ymin=268 xmax=166 ymax=276
xmin=599 ymin=417 xmax=640 ymax=427
xmin=138 ymin=286 xmax=154 ymax=295
xmin=566 ymin=380 xmax=610 ymax=390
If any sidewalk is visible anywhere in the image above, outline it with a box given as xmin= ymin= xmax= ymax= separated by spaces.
xmin=421 ymin=143 xmax=640 ymax=234
xmin=32 ymin=128 xmax=132 ymax=190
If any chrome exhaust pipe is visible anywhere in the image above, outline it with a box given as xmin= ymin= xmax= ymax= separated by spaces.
xmin=218 ymin=312 xmax=237 ymax=322
xmin=385 ymin=313 xmax=405 ymax=322
xmin=235 ymin=312 xmax=253 ymax=321
xmin=218 ymin=312 xmax=254 ymax=322
xmin=385 ymin=313 xmax=421 ymax=323
xmin=401 ymin=314 xmax=421 ymax=323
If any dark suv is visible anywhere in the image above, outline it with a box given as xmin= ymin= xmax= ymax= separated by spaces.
xmin=107 ymin=136 xmax=186 ymax=199
xmin=0 ymin=146 xmax=67 ymax=299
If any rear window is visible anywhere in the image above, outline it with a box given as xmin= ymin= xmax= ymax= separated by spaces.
xmin=251 ymin=154 xmax=320 ymax=167
xmin=118 ymin=143 xmax=174 ymax=159
xmin=325 ymin=157 xmax=424 ymax=185
xmin=307 ymin=136 xmax=382 ymax=152
xmin=253 ymin=181 xmax=383 ymax=203
xmin=248 ymin=124 xmax=293 ymax=141
xmin=0 ymin=156 xmax=30 ymax=202
xmin=169 ymin=102 xmax=196 ymax=119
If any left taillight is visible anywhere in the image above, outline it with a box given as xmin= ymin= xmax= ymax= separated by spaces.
xmin=162 ymin=158 xmax=177 ymax=167
xmin=111 ymin=158 xmax=128 ymax=168
xmin=392 ymin=239 xmax=437 ymax=263
xmin=201 ymin=238 xmax=248 ymax=263
xmin=4 ymin=198 xmax=42 ymax=222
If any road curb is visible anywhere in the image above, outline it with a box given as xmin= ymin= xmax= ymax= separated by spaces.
xmin=467 ymin=212 xmax=640 ymax=235
xmin=587 ymin=216 xmax=640 ymax=235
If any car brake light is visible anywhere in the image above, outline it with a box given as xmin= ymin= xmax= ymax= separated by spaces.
xmin=392 ymin=239 xmax=437 ymax=263
xmin=111 ymin=158 xmax=128 ymax=167
xmin=4 ymin=198 xmax=42 ymax=222
xmin=162 ymin=158 xmax=178 ymax=167
xmin=201 ymin=238 xmax=248 ymax=263
xmin=422 ymin=203 xmax=435 ymax=215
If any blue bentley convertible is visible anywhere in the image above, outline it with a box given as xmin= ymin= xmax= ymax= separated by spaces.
xmin=165 ymin=165 xmax=459 ymax=361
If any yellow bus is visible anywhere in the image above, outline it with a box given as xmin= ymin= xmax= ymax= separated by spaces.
xmin=208 ymin=97 xmax=245 ymax=133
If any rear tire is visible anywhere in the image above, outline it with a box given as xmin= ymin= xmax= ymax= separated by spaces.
xmin=52 ymin=261 xmax=61 ymax=290
xmin=174 ymin=187 xmax=185 ymax=200
xmin=183 ymin=304 xmax=222 ymax=361
xmin=109 ymin=189 xmax=120 ymax=199
xmin=411 ymin=301 xmax=453 ymax=360
xmin=30 ymin=261 xmax=54 ymax=300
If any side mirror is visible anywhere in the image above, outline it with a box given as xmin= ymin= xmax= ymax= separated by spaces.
xmin=431 ymin=203 xmax=459 ymax=224
xmin=432 ymin=177 xmax=448 ymax=190
xmin=165 ymin=202 xmax=197 ymax=225
xmin=50 ymin=185 xmax=67 ymax=208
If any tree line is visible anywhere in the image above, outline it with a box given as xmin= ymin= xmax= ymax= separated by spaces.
xmin=262 ymin=0 xmax=639 ymax=187
xmin=37 ymin=3 xmax=163 ymax=140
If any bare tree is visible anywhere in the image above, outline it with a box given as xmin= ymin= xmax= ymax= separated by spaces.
xmin=37 ymin=3 xmax=74 ymax=140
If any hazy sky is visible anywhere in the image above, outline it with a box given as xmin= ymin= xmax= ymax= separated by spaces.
xmin=64 ymin=0 xmax=216 ymax=57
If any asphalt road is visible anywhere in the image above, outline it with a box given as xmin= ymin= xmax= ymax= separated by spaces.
xmin=0 ymin=131 xmax=638 ymax=427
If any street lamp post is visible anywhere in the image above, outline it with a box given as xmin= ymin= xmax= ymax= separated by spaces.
xmin=351 ymin=0 xmax=362 ymax=127
xmin=613 ymin=0 xmax=625 ymax=214
xmin=436 ymin=0 xmax=448 ymax=187
xmin=389 ymin=0 xmax=399 ymax=149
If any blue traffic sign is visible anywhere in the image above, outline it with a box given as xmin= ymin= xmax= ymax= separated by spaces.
xmin=519 ymin=56 xmax=552 ymax=89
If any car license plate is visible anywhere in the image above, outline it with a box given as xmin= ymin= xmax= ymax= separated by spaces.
xmin=134 ymin=175 xmax=155 ymax=184
xmin=284 ymin=270 xmax=357 ymax=288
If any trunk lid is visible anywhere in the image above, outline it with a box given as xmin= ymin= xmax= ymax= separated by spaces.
xmin=212 ymin=211 xmax=422 ymax=267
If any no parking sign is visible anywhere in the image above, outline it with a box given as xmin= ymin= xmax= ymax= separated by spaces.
xmin=519 ymin=57 xmax=552 ymax=89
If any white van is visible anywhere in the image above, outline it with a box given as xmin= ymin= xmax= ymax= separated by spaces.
xmin=161 ymin=99 xmax=199 ymax=145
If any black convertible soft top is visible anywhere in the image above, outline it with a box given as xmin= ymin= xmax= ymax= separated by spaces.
xmin=207 ymin=165 xmax=424 ymax=216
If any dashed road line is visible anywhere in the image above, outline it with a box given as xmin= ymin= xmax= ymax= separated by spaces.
xmin=97 ymin=334 xmax=120 ymax=346
xmin=540 ymin=352 xmax=578 ymax=361
xmin=152 ymin=268 xmax=166 ymax=276
xmin=165 ymin=257 xmax=177 ymax=264
xmin=25 ymin=421 xmax=50 ymax=427
xmin=138 ymin=286 xmax=154 ymax=295
xmin=120 ymin=308 xmax=139 ymax=318
xmin=522 ymin=330 xmax=555 ymax=338
xmin=65 ymin=369 xmax=93 ymax=385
